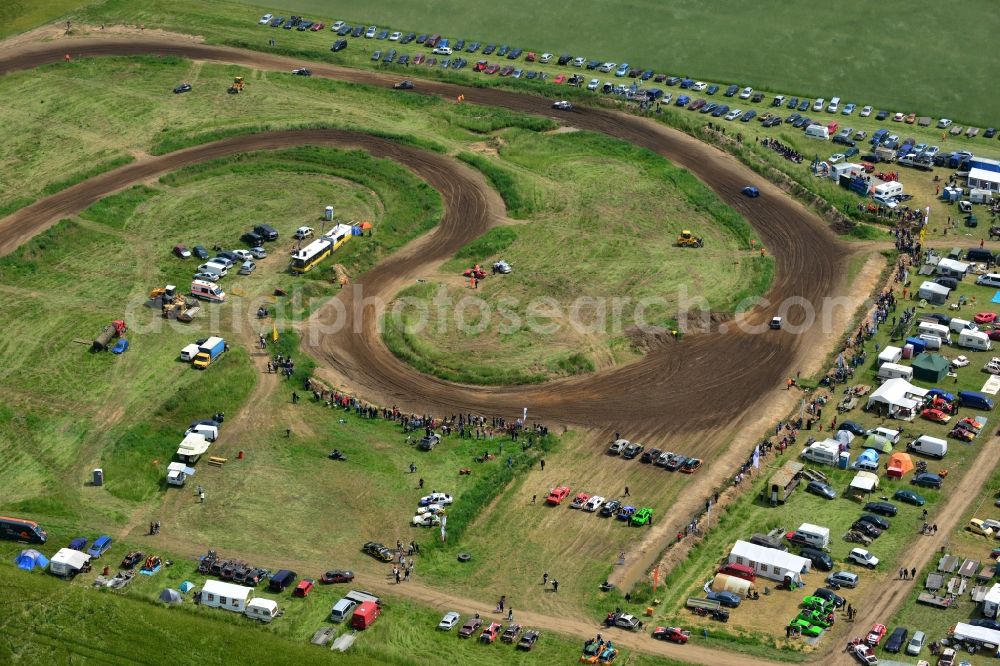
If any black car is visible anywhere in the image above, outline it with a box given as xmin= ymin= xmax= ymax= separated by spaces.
xmin=337 ymin=25 xmax=352 ymax=36
xmin=320 ymin=569 xmax=354 ymax=584
xmin=394 ymin=80 xmax=414 ymax=90
xmin=173 ymin=83 xmax=192 ymax=94
xmin=786 ymin=96 xmax=799 ymax=109
xmin=884 ymin=627 xmax=908 ymax=653
xmin=985 ymin=127 xmax=997 ymax=138
xmin=800 ymin=547 xmax=833 ymax=571
xmin=700 ymin=102 xmax=718 ymax=114
xmin=362 ymin=541 xmax=394 ymax=562
xmin=376 ymin=30 xmax=389 ymax=40
xmin=242 ymin=231 xmax=264 ymax=246
xmin=912 ymin=473 xmax=943 ymax=488
xmin=400 ymin=32 xmax=415 ymax=44
xmin=786 ymin=113 xmax=801 ymax=124
xmin=640 ymin=448 xmax=661 ymax=464
xmin=851 ymin=520 xmax=882 ymax=538
xmin=397 ymin=55 xmax=410 ymax=65
xmin=711 ymin=105 xmax=729 ymax=117
xmin=665 ymin=76 xmax=680 ymax=86
xmin=858 ymin=514 xmax=890 ymax=530
xmin=814 ymin=588 xmax=845 ymax=608
xmin=724 ymin=84 xmax=739 ymax=97
xmin=482 ymin=44 xmax=495 ymax=55
xmin=254 ymin=224 xmax=278 ymax=241
xmin=600 ymin=499 xmax=622 ymax=517
xmin=740 ymin=110 xmax=757 ymax=122
xmin=838 ymin=421 xmax=865 ymax=437
xmin=557 ymin=54 xmax=572 ymax=65
xmin=763 ymin=116 xmax=782 ymax=127
xmin=864 ymin=501 xmax=898 ymax=517
xmin=508 ymin=47 xmax=523 ymax=59
xmin=331 ymin=39 xmax=347 ymax=52
xmin=497 ymin=44 xmax=510 ymax=56
xmin=706 ymin=84 xmax=719 ymax=95
xmin=270 ymin=17 xmax=284 ymax=27
xmin=292 ymin=68 xmax=311 ymax=76
xmin=622 ymin=442 xmax=644 ymax=460
xmin=268 ymin=569 xmax=297 ymax=591
xmin=415 ymin=34 xmax=428 ymax=44
xmin=587 ymin=60 xmax=601 ymax=70
xmin=192 ymin=245 xmax=209 ymax=260
xmin=452 ymin=39 xmax=465 ymax=50
xmin=876 ymin=110 xmax=889 ymax=120
xmin=972 ymin=618 xmax=1000 ymax=630
xmin=706 ymin=591 xmax=741 ymax=608
xmin=466 ymin=41 xmax=479 ymax=52
xmin=798 ymin=99 xmax=810 ymax=111
xmin=351 ymin=25 xmax=365 ymax=37
xmin=516 ymin=630 xmax=540 ymax=651
xmin=298 ymin=21 xmax=313 ymax=31
xmin=384 ymin=49 xmax=397 ymax=63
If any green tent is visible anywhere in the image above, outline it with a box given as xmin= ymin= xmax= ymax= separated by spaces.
xmin=911 ymin=353 xmax=950 ymax=383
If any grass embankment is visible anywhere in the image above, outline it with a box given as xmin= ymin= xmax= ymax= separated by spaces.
xmin=385 ymin=129 xmax=773 ymax=385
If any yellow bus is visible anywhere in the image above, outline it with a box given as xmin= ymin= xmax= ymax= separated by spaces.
xmin=289 ymin=224 xmax=353 ymax=273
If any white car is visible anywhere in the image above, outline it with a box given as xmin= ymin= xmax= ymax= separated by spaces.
xmin=432 ymin=46 xmax=453 ymax=55
xmin=331 ymin=21 xmax=346 ymax=32
xmin=848 ymin=548 xmax=879 ymax=569
xmin=539 ymin=53 xmax=553 ymax=63
xmin=249 ymin=246 xmax=267 ymax=259
xmin=937 ymin=118 xmax=952 ymax=129
xmin=924 ymin=145 xmax=940 ymax=158
xmin=599 ymin=62 xmax=616 ymax=73
xmin=232 ymin=249 xmax=253 ymax=261
xmin=259 ymin=13 xmax=273 ymax=24
xmin=608 ymin=438 xmax=628 ymax=454
xmin=389 ymin=31 xmax=402 ymax=41
xmin=584 ymin=496 xmax=606 ymax=512
xmin=413 ymin=514 xmax=441 ymax=527
xmin=416 ymin=503 xmax=443 ymax=515
xmin=552 ymin=100 xmax=573 ymax=110
xmin=420 ymin=492 xmax=454 ymax=506
xmin=724 ymin=108 xmax=743 ymax=121
xmin=828 ymin=153 xmax=845 ymax=164
xmin=739 ymin=87 xmax=752 ymax=99
xmin=294 ymin=226 xmax=314 ymax=240
xmin=692 ymin=81 xmax=707 ymax=91
xmin=860 ymin=105 xmax=873 ymax=117
xmin=587 ymin=78 xmax=600 ymax=91
xmin=365 ymin=26 xmax=377 ymax=39
xmin=571 ymin=57 xmax=586 ymax=67
xmin=438 ymin=612 xmax=460 ymax=630
xmin=893 ymin=112 xmax=905 ymax=122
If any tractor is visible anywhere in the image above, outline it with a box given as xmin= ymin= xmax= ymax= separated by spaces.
xmin=228 ymin=76 xmax=245 ymax=94
xmin=676 ymin=230 xmax=704 ymax=248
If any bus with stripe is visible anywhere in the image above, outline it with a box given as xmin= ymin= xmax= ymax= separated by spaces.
xmin=289 ymin=224 xmax=353 ymax=273
xmin=0 ymin=516 xmax=48 ymax=544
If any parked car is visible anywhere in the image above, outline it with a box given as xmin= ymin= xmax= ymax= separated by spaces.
xmin=458 ymin=617 xmax=483 ymax=638
xmin=600 ymin=499 xmax=621 ymax=517
xmin=800 ymin=547 xmax=833 ymax=571
xmin=827 ymin=571 xmax=859 ymax=588
xmin=848 ymin=548 xmax=879 ymax=569
xmin=584 ymin=495 xmax=605 ymax=512
xmin=806 ymin=481 xmax=836 ymax=499
xmin=320 ymin=570 xmax=354 ymax=584
xmin=912 ymin=473 xmax=942 ymax=488
xmin=706 ymin=591 xmax=741 ymax=608
xmin=906 ymin=630 xmax=926 ymax=656
xmin=438 ymin=611 xmax=460 ymax=630
xmin=88 ymin=535 xmax=113 ymax=558
xmin=545 ymin=486 xmax=571 ymax=505
xmin=866 ymin=623 xmax=887 ymax=646
xmin=173 ymin=244 xmax=192 ymax=258
xmin=293 ymin=578 xmax=315 ymax=597
xmin=858 ymin=514 xmax=890 ymax=530
xmin=173 ymin=83 xmax=192 ymax=94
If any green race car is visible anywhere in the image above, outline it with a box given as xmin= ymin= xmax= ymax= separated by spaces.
xmin=631 ymin=507 xmax=654 ymax=526
xmin=797 ymin=609 xmax=833 ymax=629
xmin=787 ymin=618 xmax=823 ymax=637
xmin=801 ymin=595 xmax=830 ymax=611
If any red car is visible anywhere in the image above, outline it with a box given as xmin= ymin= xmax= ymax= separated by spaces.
xmin=865 ymin=623 xmax=887 ymax=646
xmin=545 ymin=486 xmax=571 ymax=505
xmin=569 ymin=493 xmax=591 ymax=509
xmin=652 ymin=626 xmax=690 ymax=644
xmin=320 ymin=570 xmax=354 ymax=584
xmin=499 ymin=66 xmax=514 ymax=77
xmin=525 ymin=52 xmax=536 ymax=62
xmin=413 ymin=54 xmax=425 ymax=65
xmin=485 ymin=64 xmax=500 ymax=75
xmin=474 ymin=60 xmax=488 ymax=72
xmin=293 ymin=578 xmax=315 ymax=597
xmin=975 ymin=312 xmax=997 ymax=324
xmin=480 ymin=622 xmax=502 ymax=643
xmin=553 ymin=74 xmax=566 ymax=84
xmin=921 ymin=408 xmax=951 ymax=424
xmin=310 ymin=22 xmax=324 ymax=31
xmin=959 ymin=417 xmax=983 ymax=432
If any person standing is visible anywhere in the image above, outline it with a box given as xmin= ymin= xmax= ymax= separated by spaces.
xmin=542 ymin=572 xmax=548 ymax=585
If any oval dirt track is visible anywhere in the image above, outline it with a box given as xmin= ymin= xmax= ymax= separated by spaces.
xmin=0 ymin=38 xmax=848 ymax=446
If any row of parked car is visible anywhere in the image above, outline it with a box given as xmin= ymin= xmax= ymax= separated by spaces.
xmin=544 ymin=486 xmax=654 ymax=525
xmin=254 ymin=12 xmax=996 ymax=134
xmin=439 ymin=612 xmax=540 ymax=649
xmin=606 ymin=438 xmax=705 ymax=473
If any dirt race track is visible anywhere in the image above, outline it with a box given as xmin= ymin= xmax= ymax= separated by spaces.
xmin=0 ymin=37 xmax=859 ymax=665
xmin=0 ymin=37 xmax=848 ymax=441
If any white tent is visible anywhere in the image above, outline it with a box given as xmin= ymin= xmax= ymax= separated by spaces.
xmin=49 ymin=548 xmax=91 ymax=577
xmin=850 ymin=471 xmax=880 ymax=492
xmin=917 ymin=281 xmax=950 ymax=305
xmin=866 ymin=378 xmax=929 ymax=420
xmin=728 ymin=540 xmax=810 ymax=585
xmin=952 ymin=622 xmax=1000 ymax=651
xmin=878 ymin=346 xmax=903 ymax=366
xmin=201 ymin=579 xmax=254 ymax=612
xmin=936 ymin=258 xmax=970 ymax=278
xmin=969 ymin=167 xmax=1000 ymax=192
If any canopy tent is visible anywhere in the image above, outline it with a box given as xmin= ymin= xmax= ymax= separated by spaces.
xmin=867 ymin=378 xmax=929 ymax=420
xmin=159 ymin=588 xmax=183 ymax=605
xmin=912 ymin=353 xmax=951 ymax=383
xmin=887 ymin=452 xmax=915 ymax=478
xmin=359 ymin=221 xmax=373 ymax=230
xmin=849 ymin=471 xmax=880 ymax=493
xmin=969 ymin=167 xmax=1000 ymax=192
xmin=179 ymin=580 xmax=195 ymax=593
xmin=861 ymin=435 xmax=892 ymax=454
xmin=15 ymin=549 xmax=49 ymax=571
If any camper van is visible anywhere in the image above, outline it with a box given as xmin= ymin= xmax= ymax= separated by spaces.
xmin=801 ymin=441 xmax=840 ymax=465
xmin=907 ymin=435 xmax=948 ymax=459
xmin=949 ymin=318 xmax=977 ymax=334
xmin=191 ymin=279 xmax=226 ymax=303
xmin=916 ymin=322 xmax=951 ymax=344
xmin=877 ymin=362 xmax=913 ymax=381
xmin=874 ymin=182 xmax=904 ymax=199
xmin=180 ymin=343 xmax=200 ymax=362
xmin=805 ymin=124 xmax=830 ymax=140
xmin=958 ymin=330 xmax=992 ymax=351
xmin=245 ymin=598 xmax=280 ymax=623
xmin=795 ymin=523 xmax=831 ymax=549
xmin=917 ymin=334 xmax=942 ymax=350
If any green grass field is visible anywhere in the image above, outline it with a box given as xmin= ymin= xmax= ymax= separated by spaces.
xmin=76 ymin=0 xmax=1000 ymax=126
xmin=384 ymin=129 xmax=772 ymax=384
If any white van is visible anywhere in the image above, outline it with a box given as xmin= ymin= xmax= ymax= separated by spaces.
xmin=917 ymin=322 xmax=951 ymax=344
xmin=826 ymin=97 xmax=841 ymax=113
xmin=805 ymin=124 xmax=830 ymax=140
xmin=245 ymin=598 xmax=279 ymax=623
xmin=801 ymin=441 xmax=840 ymax=465
xmin=877 ymin=362 xmax=913 ymax=381
xmin=949 ymin=318 xmax=977 ymax=334
xmin=869 ymin=427 xmax=900 ymax=445
xmin=977 ymin=274 xmax=1000 ymax=288
xmin=186 ymin=423 xmax=218 ymax=441
xmin=873 ymin=194 xmax=898 ymax=209
xmin=796 ymin=523 xmax=830 ymax=548
xmin=191 ymin=279 xmax=226 ymax=303
xmin=813 ymin=98 xmax=825 ymax=111
xmin=907 ymin=435 xmax=948 ymax=459
xmin=959 ymin=329 xmax=992 ymax=351
xmin=917 ymin=334 xmax=942 ymax=350
xmin=180 ymin=343 xmax=200 ymax=362
xmin=198 ymin=261 xmax=229 ymax=277
xmin=330 ymin=598 xmax=358 ymax=623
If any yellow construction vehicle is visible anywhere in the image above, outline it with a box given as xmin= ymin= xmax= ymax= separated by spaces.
xmin=676 ymin=230 xmax=704 ymax=248
xmin=227 ymin=76 xmax=244 ymax=94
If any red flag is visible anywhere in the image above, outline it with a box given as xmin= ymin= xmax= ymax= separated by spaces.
xmin=652 ymin=566 xmax=660 ymax=592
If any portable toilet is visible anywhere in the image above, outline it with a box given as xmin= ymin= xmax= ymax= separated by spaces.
xmin=838 ymin=451 xmax=850 ymax=470
xmin=902 ymin=344 xmax=914 ymax=359
xmin=324 ymin=206 xmax=334 ymax=221
xmin=905 ymin=337 xmax=927 ymax=356
xmin=92 ymin=468 xmax=104 ymax=486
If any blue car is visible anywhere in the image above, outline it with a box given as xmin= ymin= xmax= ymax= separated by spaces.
xmin=88 ymin=535 xmax=113 ymax=558
xmin=706 ymin=84 xmax=719 ymax=95
xmin=741 ymin=110 xmax=757 ymax=122
xmin=711 ymin=105 xmax=729 ymax=117
xmin=707 ymin=591 xmax=741 ymax=608
xmin=112 ymin=339 xmax=129 ymax=354
xmin=742 ymin=186 xmax=760 ymax=198
xmin=675 ymin=95 xmax=690 ymax=106
xmin=615 ymin=63 xmax=630 ymax=77
xmin=69 ymin=537 xmax=88 ymax=551
xmin=617 ymin=506 xmax=636 ymax=521
xmin=926 ymin=389 xmax=955 ymax=402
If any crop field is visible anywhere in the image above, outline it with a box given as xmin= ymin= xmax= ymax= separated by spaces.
xmin=65 ymin=0 xmax=1000 ymax=126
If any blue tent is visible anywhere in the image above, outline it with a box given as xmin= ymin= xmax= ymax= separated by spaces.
xmin=179 ymin=580 xmax=195 ymax=593
xmin=15 ymin=549 xmax=49 ymax=571
xmin=351 ymin=225 xmax=363 ymax=236
xmin=857 ymin=448 xmax=880 ymax=466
